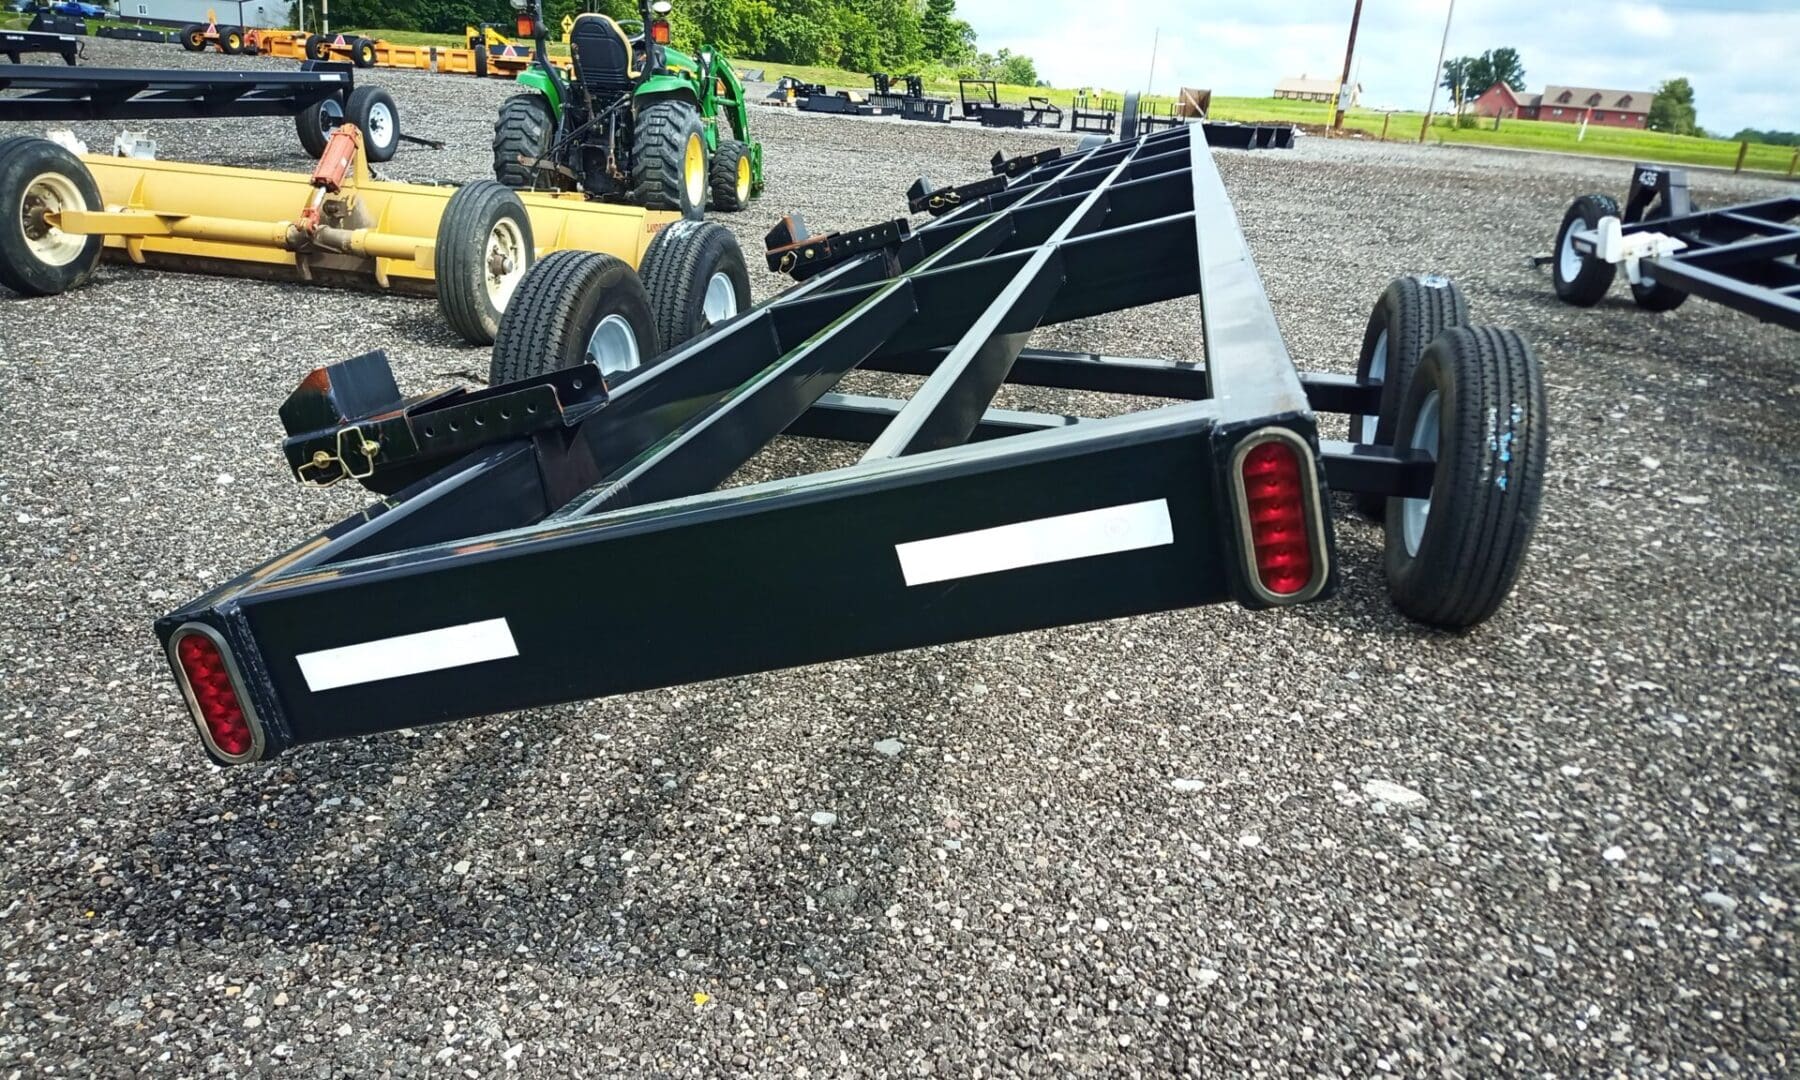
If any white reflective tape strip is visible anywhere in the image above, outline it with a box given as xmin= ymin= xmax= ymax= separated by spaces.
xmin=894 ymin=499 xmax=1173 ymax=587
xmin=296 ymin=618 xmax=518 ymax=692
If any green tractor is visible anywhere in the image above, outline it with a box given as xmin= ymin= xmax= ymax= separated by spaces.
xmin=492 ymin=0 xmax=763 ymax=219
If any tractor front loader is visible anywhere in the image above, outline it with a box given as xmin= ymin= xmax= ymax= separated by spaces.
xmin=491 ymin=0 xmax=763 ymax=219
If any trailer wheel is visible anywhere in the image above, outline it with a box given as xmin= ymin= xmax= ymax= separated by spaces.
xmin=492 ymin=93 xmax=564 ymax=190
xmin=179 ymin=24 xmax=205 ymax=51
xmin=435 ymin=181 xmax=535 ymax=346
xmin=1552 ymin=193 xmax=1619 ymax=307
xmin=303 ymin=33 xmax=328 ymax=61
xmin=638 ymin=220 xmax=750 ymax=351
xmin=1383 ymin=325 xmax=1546 ymax=630
xmin=490 ymin=251 xmax=659 ymax=387
xmin=1628 ymin=196 xmax=1692 ymax=312
xmin=632 ymin=99 xmax=707 ymax=220
xmin=219 ymin=26 xmax=244 ymax=54
xmin=0 ymin=138 xmax=104 ymax=297
xmin=352 ymin=37 xmax=377 ymax=68
xmin=708 ymin=139 xmax=752 ymax=211
xmin=1119 ymin=92 xmax=1141 ymax=140
xmin=295 ymin=96 xmax=343 ymax=158
xmin=1075 ymin=133 xmax=1107 ymax=152
xmin=346 ymin=86 xmax=400 ymax=163
xmin=473 ymin=41 xmax=488 ymax=79
xmin=1349 ymin=274 xmax=1469 ymax=516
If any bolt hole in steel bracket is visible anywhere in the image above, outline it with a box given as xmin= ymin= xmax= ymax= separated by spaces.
xmin=157 ymin=124 xmax=1450 ymax=765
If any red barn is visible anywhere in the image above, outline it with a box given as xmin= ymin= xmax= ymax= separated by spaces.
xmin=1470 ymin=82 xmax=1655 ymax=128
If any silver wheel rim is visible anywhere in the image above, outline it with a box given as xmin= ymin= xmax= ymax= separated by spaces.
xmin=587 ymin=314 xmax=640 ymax=377
xmin=1402 ymin=389 xmax=1441 ymax=558
xmin=482 ymin=218 xmax=527 ymax=311
xmin=365 ymin=101 xmax=394 ymax=148
xmin=20 ymin=171 xmax=87 ymax=267
xmin=320 ymin=99 xmax=343 ymax=126
xmin=1558 ymin=223 xmax=1583 ymax=282
xmin=701 ymin=271 xmax=737 ymax=326
xmin=1359 ymin=328 xmax=1387 ymax=443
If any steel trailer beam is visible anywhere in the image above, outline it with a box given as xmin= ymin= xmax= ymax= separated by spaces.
xmin=0 ymin=63 xmax=354 ymax=122
xmin=156 ymin=123 xmax=1353 ymax=764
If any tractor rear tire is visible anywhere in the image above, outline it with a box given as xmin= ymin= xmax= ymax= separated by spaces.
xmin=1119 ymin=92 xmax=1140 ymax=140
xmin=352 ymin=37 xmax=377 ymax=68
xmin=490 ymin=251 xmax=660 ymax=387
xmin=631 ymin=99 xmax=707 ymax=220
xmin=346 ymin=86 xmax=400 ymax=163
xmin=436 ymin=181 xmax=535 ymax=346
xmin=1382 ymin=325 xmax=1546 ymax=629
xmin=220 ymin=26 xmax=244 ymax=54
xmin=303 ymin=33 xmax=328 ymax=61
xmin=0 ymin=138 xmax=104 ymax=297
xmin=708 ymin=139 xmax=752 ymax=212
xmin=637 ymin=220 xmax=751 ymax=351
xmin=180 ymin=24 xmax=204 ymax=51
xmin=1350 ymin=274 xmax=1469 ymax=517
xmin=1552 ymin=194 xmax=1619 ymax=307
xmin=492 ymin=93 xmax=563 ymax=190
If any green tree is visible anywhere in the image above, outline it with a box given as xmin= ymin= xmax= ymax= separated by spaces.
xmin=921 ymin=0 xmax=956 ymax=57
xmin=1646 ymin=77 xmax=1698 ymax=135
xmin=1487 ymin=46 xmax=1526 ymax=91
xmin=1441 ymin=56 xmax=1472 ymax=108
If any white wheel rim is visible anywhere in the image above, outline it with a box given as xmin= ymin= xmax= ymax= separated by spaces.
xmin=20 ymin=171 xmax=87 ymax=266
xmin=1402 ymin=389 xmax=1441 ymax=558
xmin=587 ymin=314 xmax=640 ymax=377
xmin=1558 ymin=223 xmax=1584 ymax=282
xmin=365 ymin=101 xmax=394 ymax=147
xmin=701 ymin=271 xmax=737 ymax=326
xmin=1359 ymin=328 xmax=1387 ymax=444
xmin=483 ymin=218 xmax=527 ymax=311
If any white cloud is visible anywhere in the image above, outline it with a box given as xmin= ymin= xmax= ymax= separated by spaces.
xmin=955 ymin=0 xmax=1800 ymax=134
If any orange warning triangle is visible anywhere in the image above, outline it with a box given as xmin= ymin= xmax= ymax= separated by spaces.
xmin=500 ymin=44 xmax=516 ymax=57
xmin=333 ymin=34 xmax=348 ymax=45
xmin=205 ymin=22 xmax=216 ymax=32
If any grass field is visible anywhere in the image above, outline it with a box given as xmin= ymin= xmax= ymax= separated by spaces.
xmin=5 ymin=14 xmax=1791 ymax=177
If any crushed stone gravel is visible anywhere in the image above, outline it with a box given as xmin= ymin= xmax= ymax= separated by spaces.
xmin=1 ymin=36 xmax=1796 ymax=1077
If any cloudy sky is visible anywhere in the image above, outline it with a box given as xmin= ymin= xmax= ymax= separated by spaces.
xmin=957 ymin=0 xmax=1798 ymax=135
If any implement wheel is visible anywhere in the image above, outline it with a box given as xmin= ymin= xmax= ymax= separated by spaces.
xmin=303 ymin=33 xmax=328 ymax=61
xmin=1349 ymin=274 xmax=1468 ymax=517
xmin=1383 ymin=326 xmax=1546 ymax=629
xmin=435 ymin=182 xmax=535 ymax=346
xmin=351 ymin=37 xmax=377 ymax=68
xmin=0 ymin=138 xmax=103 ymax=297
xmin=708 ymin=139 xmax=752 ymax=212
xmin=638 ymin=220 xmax=751 ymax=350
xmin=492 ymin=93 xmax=564 ymax=190
xmin=1552 ymin=194 xmax=1619 ymax=307
xmin=632 ymin=99 xmax=707 ymax=219
xmin=346 ymin=86 xmax=400 ymax=163
xmin=1119 ymin=91 xmax=1140 ymax=140
xmin=490 ymin=251 xmax=659 ymax=387
xmin=219 ymin=26 xmax=244 ymax=55
xmin=179 ymin=24 xmax=205 ymax=51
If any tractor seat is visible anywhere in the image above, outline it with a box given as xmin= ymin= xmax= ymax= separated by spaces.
xmin=570 ymin=13 xmax=640 ymax=97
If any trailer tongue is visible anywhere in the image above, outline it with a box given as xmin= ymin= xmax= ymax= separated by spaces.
xmin=153 ymin=124 xmax=1548 ymax=766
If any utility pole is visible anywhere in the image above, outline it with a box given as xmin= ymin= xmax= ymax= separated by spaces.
xmin=1419 ymin=0 xmax=1456 ymax=141
xmin=1145 ymin=28 xmax=1160 ymax=96
xmin=1332 ymin=0 xmax=1365 ymax=131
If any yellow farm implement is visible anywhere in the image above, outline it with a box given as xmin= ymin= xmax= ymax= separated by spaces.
xmin=0 ymin=129 xmax=679 ymax=345
xmin=255 ymin=30 xmax=568 ymax=80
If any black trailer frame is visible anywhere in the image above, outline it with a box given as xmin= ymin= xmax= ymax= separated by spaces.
xmin=1555 ymin=164 xmax=1800 ymax=328
xmin=1 ymin=29 xmax=80 ymax=66
xmin=154 ymin=123 xmax=1528 ymax=766
xmin=1070 ymin=93 xmax=1118 ymax=135
xmin=0 ymin=61 xmax=354 ymax=122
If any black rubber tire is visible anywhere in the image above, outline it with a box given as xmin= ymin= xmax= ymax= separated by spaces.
xmin=1551 ymin=193 xmax=1619 ymax=307
xmin=1383 ymin=325 xmax=1547 ymax=630
xmin=491 ymin=93 xmax=559 ymax=190
xmin=637 ymin=220 xmax=751 ymax=351
xmin=352 ymin=37 xmax=376 ymax=68
xmin=1628 ymin=196 xmax=1694 ymax=312
xmin=435 ymin=181 xmax=535 ymax=346
xmin=708 ymin=139 xmax=751 ymax=212
xmin=179 ymin=24 xmax=204 ymax=51
xmin=631 ymin=98 xmax=707 ymax=219
xmin=0 ymin=138 xmax=104 ymax=297
xmin=303 ymin=33 xmax=328 ymax=61
xmin=490 ymin=251 xmax=659 ymax=387
xmin=473 ymin=41 xmax=488 ymax=79
xmin=346 ymin=86 xmax=399 ymax=163
xmin=1075 ymin=133 xmax=1107 ymax=152
xmin=295 ymin=96 xmax=343 ymax=158
xmin=1119 ymin=91 xmax=1140 ymax=140
xmin=219 ymin=26 xmax=243 ymax=54
xmin=1349 ymin=274 xmax=1470 ymax=517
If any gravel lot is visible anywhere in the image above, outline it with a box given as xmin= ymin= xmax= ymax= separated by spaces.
xmin=2 ymin=38 xmax=1797 ymax=1077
